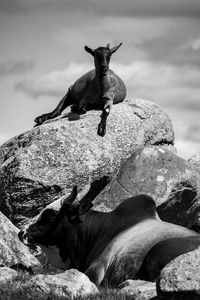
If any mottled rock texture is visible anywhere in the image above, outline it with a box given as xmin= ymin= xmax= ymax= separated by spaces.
xmin=189 ymin=154 xmax=200 ymax=172
xmin=23 ymin=269 xmax=99 ymax=298
xmin=0 ymin=267 xmax=18 ymax=284
xmin=0 ymin=211 xmax=40 ymax=270
xmin=118 ymin=279 xmax=157 ymax=300
xmin=94 ymin=145 xmax=200 ymax=231
xmin=157 ymin=247 xmax=200 ymax=300
xmin=0 ymin=98 xmax=174 ymax=226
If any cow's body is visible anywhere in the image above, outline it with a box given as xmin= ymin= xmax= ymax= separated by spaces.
xmin=19 ymin=188 xmax=200 ymax=286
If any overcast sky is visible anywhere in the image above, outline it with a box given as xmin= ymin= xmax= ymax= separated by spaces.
xmin=0 ymin=0 xmax=200 ymax=158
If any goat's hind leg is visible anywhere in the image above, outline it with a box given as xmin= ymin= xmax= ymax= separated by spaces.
xmin=70 ymin=97 xmax=88 ymax=114
xmin=34 ymin=87 xmax=73 ymax=126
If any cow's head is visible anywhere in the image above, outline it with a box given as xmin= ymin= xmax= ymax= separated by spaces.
xmin=19 ymin=177 xmax=110 ymax=247
xmin=18 ymin=185 xmax=94 ymax=248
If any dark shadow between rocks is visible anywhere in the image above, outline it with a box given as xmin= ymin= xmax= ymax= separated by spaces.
xmin=157 ymin=181 xmax=197 ymax=230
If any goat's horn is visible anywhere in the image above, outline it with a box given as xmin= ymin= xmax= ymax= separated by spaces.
xmin=106 ymin=43 xmax=110 ymax=49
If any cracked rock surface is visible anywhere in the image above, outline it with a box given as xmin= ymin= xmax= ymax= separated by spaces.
xmin=0 ymin=211 xmax=40 ymax=270
xmin=0 ymin=98 xmax=174 ymax=227
xmin=94 ymin=145 xmax=200 ymax=231
xmin=157 ymin=247 xmax=200 ymax=300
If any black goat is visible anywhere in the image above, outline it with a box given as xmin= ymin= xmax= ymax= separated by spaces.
xmin=34 ymin=43 xmax=126 ymax=136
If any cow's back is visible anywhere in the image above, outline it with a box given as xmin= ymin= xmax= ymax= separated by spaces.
xmin=100 ymin=219 xmax=199 ymax=285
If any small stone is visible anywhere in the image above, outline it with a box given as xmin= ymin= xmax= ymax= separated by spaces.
xmin=118 ymin=279 xmax=157 ymax=300
xmin=24 ymin=269 xmax=99 ymax=298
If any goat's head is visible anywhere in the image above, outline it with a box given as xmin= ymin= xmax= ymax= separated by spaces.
xmin=18 ymin=185 xmax=93 ymax=247
xmin=85 ymin=42 xmax=122 ymax=76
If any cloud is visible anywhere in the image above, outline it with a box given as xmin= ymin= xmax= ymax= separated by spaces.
xmin=181 ymin=125 xmax=200 ymax=143
xmin=1 ymin=0 xmax=200 ymax=17
xmin=0 ymin=133 xmax=10 ymax=145
xmin=184 ymin=38 xmax=200 ymax=51
xmin=0 ymin=59 xmax=35 ymax=76
xmin=136 ymin=19 xmax=200 ymax=68
xmin=15 ymin=61 xmax=92 ymax=98
xmin=175 ymin=139 xmax=200 ymax=159
xmin=15 ymin=59 xmax=200 ymax=112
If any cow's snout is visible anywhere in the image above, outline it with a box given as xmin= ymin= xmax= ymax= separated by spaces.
xmin=18 ymin=230 xmax=27 ymax=243
xmin=18 ymin=229 xmax=33 ymax=245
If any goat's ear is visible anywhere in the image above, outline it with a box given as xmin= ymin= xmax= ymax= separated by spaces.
xmin=84 ymin=46 xmax=94 ymax=56
xmin=110 ymin=42 xmax=122 ymax=54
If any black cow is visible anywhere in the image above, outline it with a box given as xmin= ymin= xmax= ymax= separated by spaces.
xmin=19 ymin=185 xmax=200 ymax=286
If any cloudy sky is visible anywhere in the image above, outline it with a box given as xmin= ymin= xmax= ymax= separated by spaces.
xmin=0 ymin=0 xmax=200 ymax=158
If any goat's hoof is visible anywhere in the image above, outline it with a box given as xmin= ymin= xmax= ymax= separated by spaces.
xmin=71 ymin=105 xmax=79 ymax=113
xmin=34 ymin=116 xmax=43 ymax=126
xmin=34 ymin=114 xmax=50 ymax=126
xmin=78 ymin=106 xmax=87 ymax=114
xmin=97 ymin=124 xmax=106 ymax=137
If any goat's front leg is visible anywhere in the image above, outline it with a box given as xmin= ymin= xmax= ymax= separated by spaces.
xmin=34 ymin=87 xmax=73 ymax=126
xmin=97 ymin=99 xmax=113 ymax=137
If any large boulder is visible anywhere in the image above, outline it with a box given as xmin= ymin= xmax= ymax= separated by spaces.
xmin=0 ymin=98 xmax=174 ymax=226
xmin=0 ymin=211 xmax=40 ymax=270
xmin=94 ymin=145 xmax=200 ymax=230
xmin=157 ymin=247 xmax=200 ymax=300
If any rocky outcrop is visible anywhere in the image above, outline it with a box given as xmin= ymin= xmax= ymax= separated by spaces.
xmin=22 ymin=269 xmax=99 ymax=298
xmin=94 ymin=145 xmax=200 ymax=231
xmin=0 ymin=211 xmax=40 ymax=271
xmin=0 ymin=98 xmax=174 ymax=226
xmin=157 ymin=247 xmax=200 ymax=299
xmin=0 ymin=267 xmax=18 ymax=284
xmin=118 ymin=279 xmax=157 ymax=300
